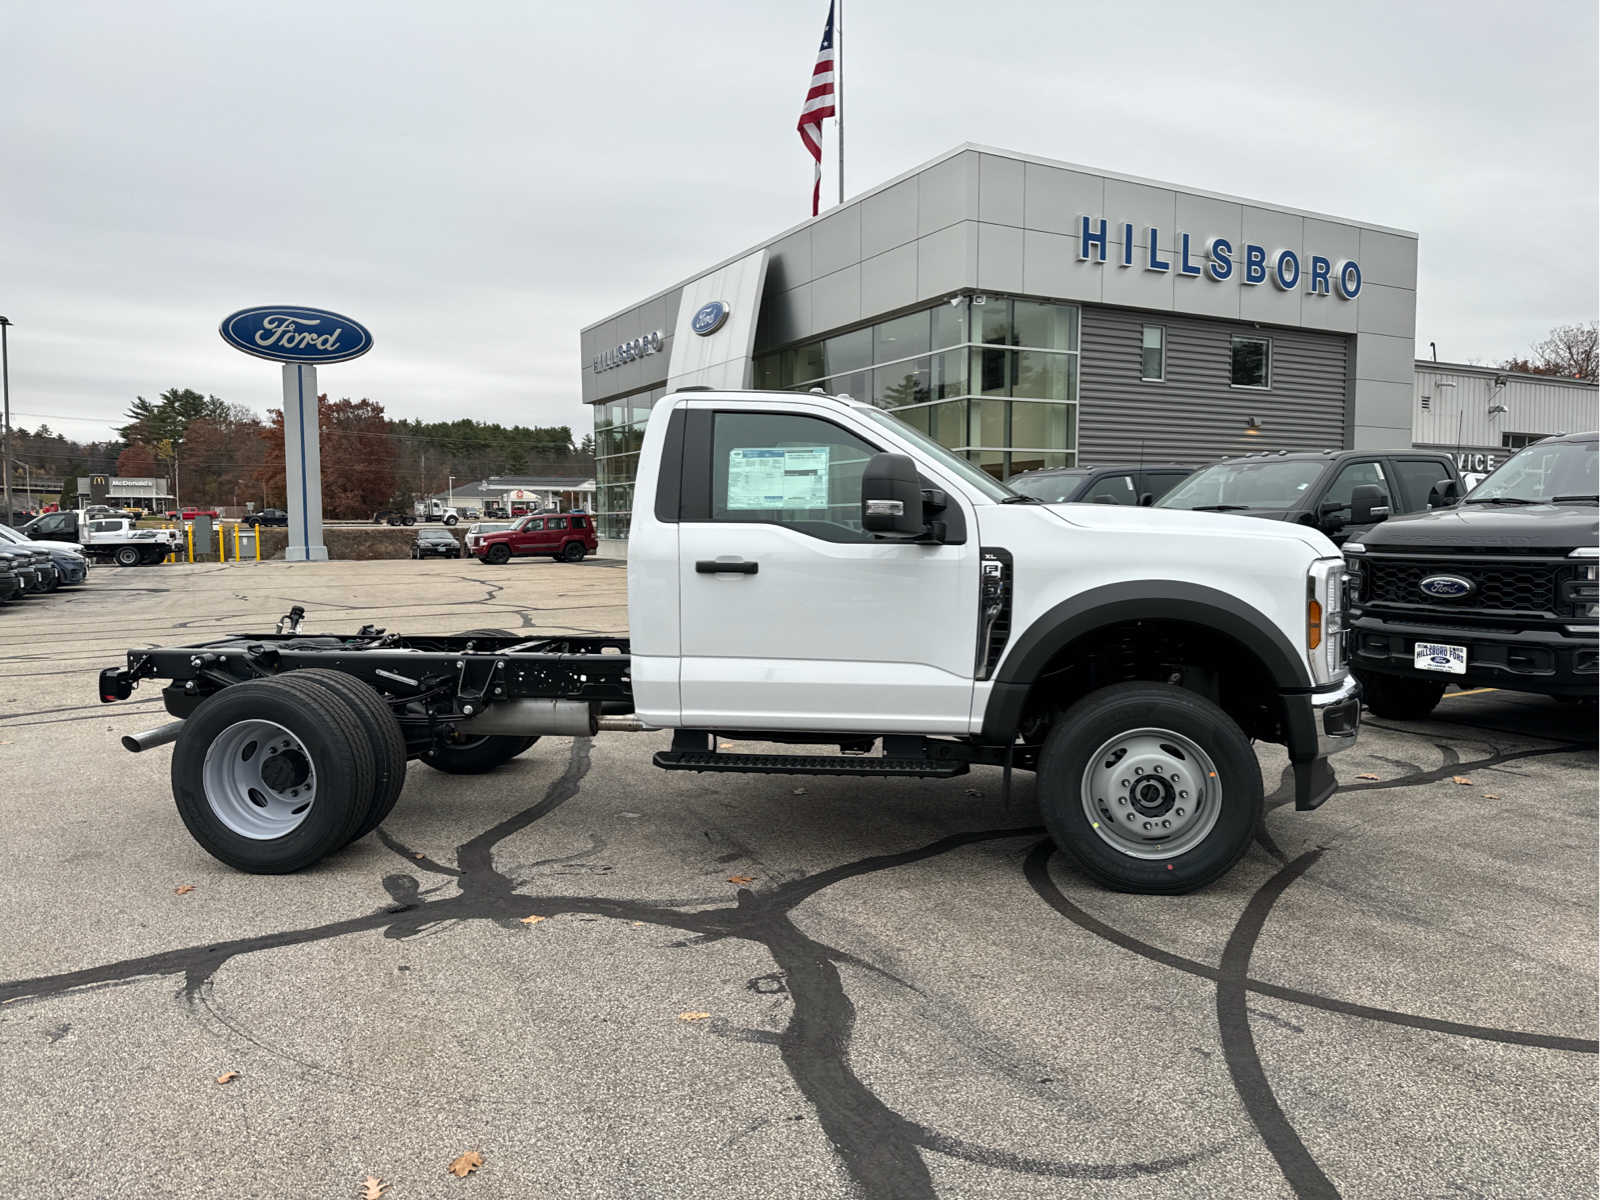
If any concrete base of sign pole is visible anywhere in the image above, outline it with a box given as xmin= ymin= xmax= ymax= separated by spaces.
xmin=281 ymin=363 xmax=329 ymax=562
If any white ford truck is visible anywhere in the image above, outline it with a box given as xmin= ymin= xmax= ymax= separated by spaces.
xmin=100 ymin=388 xmax=1360 ymax=893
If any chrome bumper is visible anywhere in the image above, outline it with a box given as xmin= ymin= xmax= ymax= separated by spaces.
xmin=1310 ymin=674 xmax=1361 ymax=757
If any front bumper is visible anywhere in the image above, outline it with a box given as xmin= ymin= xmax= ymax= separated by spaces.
xmin=53 ymin=556 xmax=87 ymax=584
xmin=1350 ymin=613 xmax=1598 ymax=696
xmin=1282 ymin=674 xmax=1362 ymax=811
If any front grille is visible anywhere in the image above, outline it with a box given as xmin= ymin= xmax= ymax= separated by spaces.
xmin=1364 ymin=560 xmax=1559 ymax=614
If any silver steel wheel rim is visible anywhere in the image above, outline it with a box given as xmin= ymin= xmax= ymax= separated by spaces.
xmin=1080 ymin=726 xmax=1222 ymax=860
xmin=202 ymin=720 xmax=317 ymax=840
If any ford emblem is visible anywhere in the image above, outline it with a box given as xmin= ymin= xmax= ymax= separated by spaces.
xmin=219 ymin=305 xmax=374 ymax=364
xmin=1419 ymin=574 xmax=1475 ymax=600
xmin=691 ymin=300 xmax=730 ymax=337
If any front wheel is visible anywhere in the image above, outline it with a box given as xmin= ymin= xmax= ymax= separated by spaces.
xmin=484 ymin=543 xmax=511 ymax=565
xmin=113 ymin=545 xmax=141 ymax=568
xmin=1357 ymin=670 xmax=1446 ymax=720
xmin=1035 ymin=683 xmax=1263 ymax=894
xmin=444 ymin=515 xmax=459 ymax=526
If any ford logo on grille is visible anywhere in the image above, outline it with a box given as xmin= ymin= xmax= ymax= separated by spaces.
xmin=1419 ymin=574 xmax=1475 ymax=599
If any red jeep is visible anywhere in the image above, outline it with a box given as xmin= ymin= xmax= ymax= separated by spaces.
xmin=475 ymin=512 xmax=597 ymax=564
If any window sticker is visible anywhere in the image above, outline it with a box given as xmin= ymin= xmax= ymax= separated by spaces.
xmin=726 ymin=446 xmax=831 ymax=510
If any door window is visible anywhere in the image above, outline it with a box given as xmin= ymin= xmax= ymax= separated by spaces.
xmin=711 ymin=411 xmax=879 ymax=542
xmin=1322 ymin=461 xmax=1388 ymax=513
xmin=1139 ymin=471 xmax=1188 ymax=502
xmin=1389 ymin=459 xmax=1454 ymax=511
xmin=1083 ymin=474 xmax=1138 ymax=504
xmin=546 ymin=517 xmax=568 ymax=530
xmin=33 ymin=514 xmax=74 ymax=537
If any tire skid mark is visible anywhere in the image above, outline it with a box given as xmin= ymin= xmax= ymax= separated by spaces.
xmin=1216 ymin=851 xmax=1342 ymax=1199
xmin=0 ymin=752 xmax=1191 ymax=1194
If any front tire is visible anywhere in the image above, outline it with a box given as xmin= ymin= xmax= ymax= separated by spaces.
xmin=484 ymin=543 xmax=511 ymax=565
xmin=1035 ymin=683 xmax=1263 ymax=894
xmin=1357 ymin=670 xmax=1446 ymax=720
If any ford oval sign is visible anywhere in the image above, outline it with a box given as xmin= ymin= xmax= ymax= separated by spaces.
xmin=691 ymin=300 xmax=730 ymax=337
xmin=219 ymin=306 xmax=374 ymax=364
xmin=1419 ymin=574 xmax=1475 ymax=600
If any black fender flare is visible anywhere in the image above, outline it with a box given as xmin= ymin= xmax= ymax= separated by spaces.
xmin=980 ymin=580 xmax=1311 ymax=742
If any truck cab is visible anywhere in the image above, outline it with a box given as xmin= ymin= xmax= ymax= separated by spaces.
xmin=1157 ymin=448 xmax=1463 ymax=546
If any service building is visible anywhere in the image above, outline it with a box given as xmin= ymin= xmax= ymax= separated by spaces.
xmin=580 ymin=144 xmax=1419 ymax=539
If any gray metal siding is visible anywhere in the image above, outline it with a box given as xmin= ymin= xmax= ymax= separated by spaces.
xmin=1078 ymin=307 xmax=1351 ymax=465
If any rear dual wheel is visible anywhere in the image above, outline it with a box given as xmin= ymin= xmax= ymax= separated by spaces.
xmin=170 ymin=672 xmax=407 ymax=873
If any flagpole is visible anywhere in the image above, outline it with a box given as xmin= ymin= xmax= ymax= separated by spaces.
xmin=835 ymin=0 xmax=844 ymax=206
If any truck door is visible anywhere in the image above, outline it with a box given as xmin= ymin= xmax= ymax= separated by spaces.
xmin=1317 ymin=459 xmax=1390 ymax=544
xmin=674 ymin=405 xmax=980 ymax=734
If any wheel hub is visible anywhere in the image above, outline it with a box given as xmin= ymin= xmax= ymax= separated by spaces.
xmin=202 ymin=720 xmax=318 ymax=840
xmin=1080 ymin=727 xmax=1222 ymax=861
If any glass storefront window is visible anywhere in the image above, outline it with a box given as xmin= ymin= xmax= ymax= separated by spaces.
xmin=1008 ymin=450 xmax=1070 ymax=474
xmin=783 ymin=343 xmax=825 ymax=387
xmin=975 ymin=346 xmax=1012 ymax=396
xmin=968 ymin=449 xmax=1008 ymax=480
xmin=873 ymin=359 xmax=930 ymax=408
xmin=754 ymin=355 xmax=781 ymax=390
xmin=932 ymin=300 xmax=968 ymax=349
xmin=968 ymin=399 xmax=1007 ymax=447
xmin=923 ymin=400 xmax=966 ymax=449
xmin=1010 ymin=401 xmax=1073 ymax=451
xmin=1014 ymin=351 xmax=1075 ymax=401
xmin=974 ymin=298 xmax=1012 ymax=347
xmin=824 ymin=327 xmax=872 ymax=377
xmin=1013 ymin=300 xmax=1078 ymax=351
xmin=873 ymin=311 xmax=930 ymax=364
xmin=932 ymin=348 xmax=966 ymax=400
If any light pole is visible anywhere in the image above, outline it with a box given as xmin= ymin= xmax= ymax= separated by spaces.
xmin=448 ymin=475 xmax=455 ymax=507
xmin=1 ymin=315 xmax=12 ymax=523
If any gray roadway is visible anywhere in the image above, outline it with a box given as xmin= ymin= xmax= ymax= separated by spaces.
xmin=0 ymin=559 xmax=1594 ymax=1199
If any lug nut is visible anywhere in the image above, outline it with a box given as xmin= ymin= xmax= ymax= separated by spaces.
xmin=1161 ymin=820 xmax=1171 ymax=829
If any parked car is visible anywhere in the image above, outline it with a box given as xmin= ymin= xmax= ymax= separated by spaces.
xmin=1344 ymin=431 xmax=1599 ymax=718
xmin=0 ymin=523 xmax=88 ymax=586
xmin=245 ymin=509 xmax=289 ymax=527
xmin=462 ymin=521 xmax=510 ymax=556
xmin=461 ymin=507 xmax=482 ymax=520
xmin=412 ymin=527 xmax=462 ymax=559
xmin=22 ymin=510 xmax=181 ymax=566
xmin=0 ymin=544 xmax=47 ymax=593
xmin=0 ymin=555 xmax=23 ymax=603
xmin=1156 ymin=449 xmax=1463 ymax=546
xmin=475 ymin=512 xmax=597 ymax=564
xmin=165 ymin=507 xmax=220 ymax=521
xmin=1005 ymin=464 xmax=1192 ymax=506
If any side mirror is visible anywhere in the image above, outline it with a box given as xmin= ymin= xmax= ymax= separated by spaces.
xmin=1428 ymin=478 xmax=1461 ymax=508
xmin=1138 ymin=492 xmax=1154 ymax=507
xmin=1350 ymin=484 xmax=1390 ymax=525
xmin=861 ymin=453 xmax=926 ymax=539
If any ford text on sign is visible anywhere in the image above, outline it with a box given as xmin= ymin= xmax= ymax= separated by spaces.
xmin=219 ymin=306 xmax=374 ymax=364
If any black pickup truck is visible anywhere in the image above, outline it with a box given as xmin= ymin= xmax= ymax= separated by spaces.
xmin=1157 ymin=448 xmax=1462 ymax=546
xmin=1344 ymin=431 xmax=1598 ymax=717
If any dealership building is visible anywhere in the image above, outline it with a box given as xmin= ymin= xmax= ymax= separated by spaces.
xmin=580 ymin=144 xmax=1419 ymax=539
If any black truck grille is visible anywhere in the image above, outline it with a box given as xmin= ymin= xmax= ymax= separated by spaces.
xmin=1364 ymin=560 xmax=1558 ymax=613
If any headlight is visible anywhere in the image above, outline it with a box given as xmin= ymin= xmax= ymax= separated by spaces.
xmin=1306 ymin=557 xmax=1349 ymax=685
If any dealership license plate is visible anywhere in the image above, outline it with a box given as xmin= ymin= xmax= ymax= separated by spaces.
xmin=1414 ymin=642 xmax=1467 ymax=675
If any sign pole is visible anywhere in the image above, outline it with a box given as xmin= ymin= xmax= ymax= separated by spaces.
xmin=281 ymin=362 xmax=329 ymax=562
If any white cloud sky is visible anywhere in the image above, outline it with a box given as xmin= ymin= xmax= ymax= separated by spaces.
xmin=2 ymin=0 xmax=1595 ymax=442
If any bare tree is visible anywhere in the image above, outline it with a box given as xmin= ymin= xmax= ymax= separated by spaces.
xmin=1503 ymin=321 xmax=1598 ymax=381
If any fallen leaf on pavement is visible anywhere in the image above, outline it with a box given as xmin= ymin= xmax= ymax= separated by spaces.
xmin=174 ymin=885 xmax=196 ymax=895
xmin=215 ymin=1071 xmax=239 ymax=1085
xmin=678 ymin=1011 xmax=711 ymax=1022
xmin=447 ymin=1151 xmax=483 ymax=1178
xmin=1355 ymin=773 xmax=1379 ymax=780
xmin=728 ymin=875 xmax=755 ymax=885
xmin=359 ymin=1177 xmax=388 ymax=1199
xmin=1482 ymin=793 xmax=1501 ymax=800
xmin=792 ymin=787 xmax=807 ymax=795
xmin=414 ymin=853 xmax=424 ymax=860
xmin=519 ymin=915 xmax=546 ymax=925
xmin=1452 ymin=776 xmax=1473 ymax=785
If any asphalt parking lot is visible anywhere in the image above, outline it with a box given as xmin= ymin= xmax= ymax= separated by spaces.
xmin=1 ymin=559 xmax=1594 ymax=1200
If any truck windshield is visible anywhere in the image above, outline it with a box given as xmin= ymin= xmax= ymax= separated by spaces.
xmin=1465 ymin=438 xmax=1599 ymax=504
xmin=1158 ymin=460 xmax=1326 ymax=511
xmin=1005 ymin=471 xmax=1090 ymax=502
xmin=854 ymin=407 xmax=1014 ymax=502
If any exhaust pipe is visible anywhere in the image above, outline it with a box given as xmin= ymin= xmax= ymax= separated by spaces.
xmin=458 ymin=699 xmax=596 ymax=738
xmin=122 ymin=720 xmax=185 ymax=753
xmin=596 ymin=715 xmax=649 ymax=732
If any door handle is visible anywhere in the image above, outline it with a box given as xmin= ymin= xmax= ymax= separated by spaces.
xmin=695 ymin=559 xmax=759 ymax=575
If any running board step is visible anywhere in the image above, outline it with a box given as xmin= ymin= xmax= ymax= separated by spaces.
xmin=652 ymin=750 xmax=968 ymax=778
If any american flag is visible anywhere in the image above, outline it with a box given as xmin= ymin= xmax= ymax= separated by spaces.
xmin=796 ymin=2 xmax=836 ymax=217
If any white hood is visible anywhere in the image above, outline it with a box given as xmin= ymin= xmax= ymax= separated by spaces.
xmin=1043 ymin=501 xmax=1336 ymax=555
